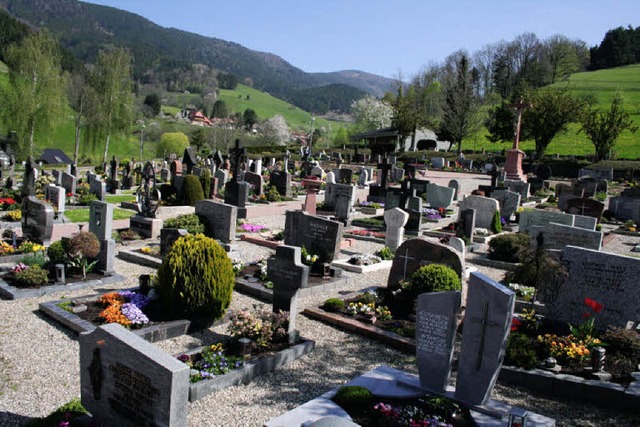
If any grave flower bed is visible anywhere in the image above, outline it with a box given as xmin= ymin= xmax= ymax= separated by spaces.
xmin=345 ymin=229 xmax=385 ymax=239
xmin=175 ymin=306 xmax=315 ymax=401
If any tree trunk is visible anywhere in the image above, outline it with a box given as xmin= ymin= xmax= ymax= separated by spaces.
xmin=103 ymin=133 xmax=110 ymax=167
xmin=29 ymin=125 xmax=36 ymax=158
xmin=74 ymin=115 xmax=81 ymax=165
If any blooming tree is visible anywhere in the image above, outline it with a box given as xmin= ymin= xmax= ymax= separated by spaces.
xmin=259 ymin=115 xmax=290 ymax=147
xmin=350 ymin=95 xmax=393 ymax=133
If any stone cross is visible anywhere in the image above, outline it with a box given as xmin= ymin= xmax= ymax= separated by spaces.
xmin=229 ymin=139 xmax=245 ymax=180
xmin=377 ymin=157 xmax=393 ymax=189
xmin=509 ymin=98 xmax=532 ymax=150
xmin=384 ymin=208 xmax=409 ymax=251
xmin=399 ymin=248 xmax=415 ymax=281
xmin=471 ymin=301 xmax=501 ymax=370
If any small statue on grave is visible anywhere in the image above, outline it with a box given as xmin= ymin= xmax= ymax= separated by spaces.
xmin=136 ymin=162 xmax=161 ymax=218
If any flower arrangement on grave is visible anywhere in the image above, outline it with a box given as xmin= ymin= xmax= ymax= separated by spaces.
xmin=375 ymin=246 xmax=394 ymax=260
xmin=67 ymin=232 xmax=100 ymax=278
xmin=227 ymin=306 xmax=288 ymax=348
xmin=422 ymin=207 xmax=443 ymax=220
xmin=623 ymin=220 xmax=637 ymax=232
xmin=0 ymin=241 xmax=15 ymax=255
xmin=231 ymin=259 xmax=244 ymax=276
xmin=3 ymin=210 xmax=21 ymax=221
xmin=140 ymin=246 xmax=160 ymax=256
xmin=239 ymin=223 xmax=268 ymax=233
xmin=346 ymin=229 xmax=385 ymax=239
xmin=347 ymin=254 xmax=382 ymax=266
xmin=98 ymin=291 xmax=150 ymax=328
xmin=164 ymin=213 xmax=205 ymax=234
xmin=300 ymin=246 xmax=318 ymax=266
xmin=9 ymin=262 xmax=49 ymax=287
xmin=0 ymin=197 xmax=17 ymax=211
xmin=178 ymin=343 xmax=243 ymax=383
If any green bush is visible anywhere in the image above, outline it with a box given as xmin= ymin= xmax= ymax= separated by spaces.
xmin=322 ymin=298 xmax=345 ymax=312
xmin=488 ymin=233 xmax=530 ymax=263
xmin=200 ymin=168 xmax=211 ymax=198
xmin=491 ymin=210 xmax=503 ymax=233
xmin=375 ymin=246 xmax=394 ymax=260
xmin=504 ymin=332 xmax=539 ymax=370
xmin=20 ymin=252 xmax=47 ymax=267
xmin=181 ymin=174 xmax=205 ymax=206
xmin=164 ymin=214 xmax=205 ymax=234
xmin=47 ymin=240 xmax=68 ymax=264
xmin=25 ymin=398 xmax=88 ymax=427
xmin=13 ymin=264 xmax=49 ymax=287
xmin=266 ymin=185 xmax=283 ymax=202
xmin=332 ymin=386 xmax=373 ymax=410
xmin=155 ymin=233 xmax=234 ymax=320
xmin=406 ymin=264 xmax=461 ymax=297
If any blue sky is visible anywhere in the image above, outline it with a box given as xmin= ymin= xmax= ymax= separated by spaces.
xmin=83 ymin=0 xmax=640 ymax=79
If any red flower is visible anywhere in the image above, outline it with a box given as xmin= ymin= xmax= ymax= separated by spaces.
xmin=511 ymin=317 xmax=522 ymax=332
xmin=584 ymin=298 xmax=604 ymax=314
xmin=582 ymin=311 xmax=592 ymax=319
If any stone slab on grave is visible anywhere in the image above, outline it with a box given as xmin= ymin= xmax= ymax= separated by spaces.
xmin=130 ymin=215 xmax=163 ymax=239
xmin=21 ymin=196 xmax=54 ymax=245
xmin=546 ymin=246 xmax=640 ymax=329
xmin=387 ymin=237 xmax=464 ymax=290
xmin=416 ymin=291 xmax=460 ymax=393
xmin=243 ymin=171 xmax=264 ymax=197
xmin=572 ymin=214 xmax=597 ymax=230
xmin=563 ymin=197 xmax=605 ymax=221
xmin=448 ymin=179 xmax=460 ymax=200
xmin=265 ymin=366 xmax=555 ymax=427
xmin=455 ymin=272 xmax=515 ymax=406
xmin=284 ymin=211 xmax=343 ymax=263
xmin=331 ymin=259 xmax=393 ymax=274
xmin=79 ymin=323 xmax=189 ymax=427
xmin=530 ymin=223 xmax=602 ymax=251
xmin=492 ymin=189 xmax=521 ymax=220
xmin=195 ymin=200 xmax=237 ymax=244
xmin=1 ymin=272 xmax=125 ymax=300
xmin=426 ymin=182 xmax=455 ymax=209
xmin=504 ymin=179 xmax=530 ymax=201
xmin=458 ymin=195 xmax=499 ymax=229
xmin=518 ymin=209 xmax=574 ymax=233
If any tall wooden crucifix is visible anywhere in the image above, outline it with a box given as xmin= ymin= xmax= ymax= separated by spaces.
xmin=229 ymin=139 xmax=245 ymax=181
xmin=509 ymin=98 xmax=532 ymax=150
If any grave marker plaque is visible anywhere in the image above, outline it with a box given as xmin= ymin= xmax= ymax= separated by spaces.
xmin=458 ymin=196 xmax=499 ymax=229
xmin=195 ymin=200 xmax=237 ymax=243
xmin=284 ymin=211 xmax=343 ymax=263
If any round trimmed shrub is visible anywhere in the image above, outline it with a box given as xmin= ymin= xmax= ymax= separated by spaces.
xmin=155 ymin=233 xmax=234 ymax=320
xmin=13 ymin=264 xmax=49 ymax=287
xmin=47 ymin=240 xmax=68 ymax=264
xmin=332 ymin=386 xmax=372 ymax=410
xmin=181 ymin=174 xmax=205 ymax=206
xmin=68 ymin=232 xmax=100 ymax=259
xmin=406 ymin=264 xmax=461 ymax=297
xmin=322 ymin=298 xmax=345 ymax=312
xmin=488 ymin=233 xmax=530 ymax=263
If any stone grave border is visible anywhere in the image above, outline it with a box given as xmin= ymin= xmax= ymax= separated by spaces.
xmin=235 ymin=273 xmax=355 ymax=304
xmin=342 ymin=232 xmax=386 ymax=244
xmin=358 ymin=206 xmax=384 ymax=215
xmin=265 ymin=366 xmax=556 ymax=427
xmin=182 ymin=339 xmax=315 ymax=402
xmin=239 ymin=234 xmax=282 ymax=249
xmin=302 ymin=288 xmax=640 ymax=410
xmin=0 ymin=273 xmax=125 ymax=300
xmin=331 ymin=259 xmax=392 ymax=274
xmin=39 ymin=289 xmax=226 ymax=343
xmin=117 ymin=248 xmax=163 ymax=268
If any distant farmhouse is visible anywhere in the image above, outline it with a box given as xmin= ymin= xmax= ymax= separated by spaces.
xmin=350 ymin=127 xmax=448 ymax=155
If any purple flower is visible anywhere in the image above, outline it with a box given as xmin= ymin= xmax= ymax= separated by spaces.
xmin=501 ymin=217 xmax=507 ymax=226
xmin=121 ymin=303 xmax=150 ymax=325
xmin=119 ymin=291 xmax=149 ymax=309
xmin=177 ymin=354 xmax=190 ymax=363
xmin=241 ymin=224 xmax=267 ymax=233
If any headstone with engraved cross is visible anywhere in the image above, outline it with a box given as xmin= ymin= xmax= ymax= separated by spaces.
xmin=455 ymin=272 xmax=515 ymax=406
xmin=268 ymin=245 xmax=309 ymax=344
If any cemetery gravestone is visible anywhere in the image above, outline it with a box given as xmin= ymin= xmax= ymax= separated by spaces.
xmin=109 ymin=156 xmax=120 ymax=193
xmin=195 ymin=200 xmax=237 ymax=244
xmin=80 ymin=324 xmax=189 ymax=427
xmin=160 ymin=168 xmax=171 ymax=182
xmin=390 ymin=166 xmax=404 ymax=182
xmin=530 ymin=224 xmax=602 ymax=251
xmin=131 ymin=163 xmax=163 ymax=238
xmin=410 ymin=179 xmax=429 ymax=198
xmin=491 ymin=189 xmax=521 ymax=220
xmin=384 ymin=208 xmax=409 ymax=251
xmin=160 ymin=228 xmax=188 ymax=256
xmin=47 ymin=185 xmax=66 ymax=214
xmin=214 ymin=169 xmax=228 ymax=192
xmin=61 ymin=172 xmax=78 ymax=195
xmin=335 ymin=169 xmax=352 ymax=184
xmin=564 ymin=198 xmax=605 ymax=221
xmin=182 ymin=147 xmax=197 ymax=175
xmin=504 ymin=179 xmax=530 ymax=201
xmin=269 ymin=170 xmax=292 ymax=198
xmin=268 ymin=245 xmax=310 ymax=344
xmin=89 ymin=201 xmax=116 ymax=274
xmin=416 ymin=291 xmax=461 ymax=393
xmin=458 ymin=196 xmax=499 ymax=229
xmin=447 ymin=236 xmax=465 ymax=255
xmin=447 ymin=180 xmax=459 ymax=200
xmin=518 ymin=209 xmax=574 ymax=233
xmin=284 ymin=211 xmax=343 ymax=263
xmin=334 ymin=186 xmax=355 ymax=224
xmin=426 ymin=183 xmax=455 ymax=209
xmin=21 ymin=196 xmax=54 ymax=245
xmin=461 ymin=208 xmax=476 ymax=241
xmin=387 ymin=237 xmax=464 ymax=290
xmin=572 ymin=214 xmax=597 ymax=230
xmin=455 ymin=272 xmax=515 ymax=406
xmin=357 ymin=168 xmax=369 ymax=186
xmin=243 ymin=171 xmax=264 ymax=197
xmin=90 ymin=178 xmax=106 ymax=201
xmin=224 ymin=179 xmax=249 ymax=219
xmin=405 ymin=192 xmax=422 ymax=233
xmin=21 ymin=157 xmax=37 ymax=197
xmin=431 ymin=157 xmax=445 ymax=169
xmin=546 ymin=246 xmax=640 ymax=329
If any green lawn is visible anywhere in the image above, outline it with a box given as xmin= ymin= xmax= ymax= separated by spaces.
xmin=104 ymin=194 xmax=137 ymax=204
xmin=463 ymin=64 xmax=640 ymax=159
xmin=64 ymin=207 xmax=136 ymax=223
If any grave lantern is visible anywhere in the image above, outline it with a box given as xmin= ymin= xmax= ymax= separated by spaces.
xmin=55 ymin=264 xmax=65 ymax=284
xmin=238 ymin=337 xmax=252 ymax=366
xmin=508 ymin=407 xmax=528 ymax=427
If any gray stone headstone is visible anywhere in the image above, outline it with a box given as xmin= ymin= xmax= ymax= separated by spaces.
xmin=426 ymin=183 xmax=455 ymax=209
xmin=530 ymin=224 xmax=602 ymax=251
xmin=409 ymin=179 xmax=429 ymax=198
xmin=80 ymin=324 xmax=189 ymax=427
xmin=573 ymin=214 xmax=597 ymax=230
xmin=491 ymin=189 xmax=521 ymax=220
xmin=310 ymin=165 xmax=324 ymax=178
xmin=504 ymin=179 xmax=530 ymax=200
xmin=195 ymin=200 xmax=237 ymax=244
xmin=384 ymin=191 xmax=404 ymax=211
xmin=455 ymin=272 xmax=515 ymax=406
xmin=161 ymin=228 xmax=188 ymax=256
xmin=243 ymin=171 xmax=264 ymax=197
xmin=406 ymin=195 xmax=422 ymax=233
xmin=416 ymin=291 xmax=461 ymax=393
xmin=357 ymin=169 xmax=369 ymax=186
xmin=389 ymin=166 xmax=404 ymax=182
xmin=269 ymin=170 xmax=292 ymax=197
xmin=384 ymin=208 xmax=409 ymax=251
xmin=518 ymin=209 xmax=574 ymax=233
xmin=214 ymin=169 xmax=228 ymax=191
xmin=90 ymin=178 xmax=106 ymax=201
xmin=61 ymin=172 xmax=78 ymax=195
xmin=21 ymin=196 xmax=54 ymax=245
xmin=461 ymin=209 xmax=476 ymax=240
xmin=447 ymin=179 xmax=459 ymax=200
xmin=89 ymin=201 xmax=113 ymax=242
xmin=431 ymin=157 xmax=445 ymax=168
xmin=52 ymin=169 xmax=62 ymax=185
xmin=284 ymin=211 xmax=343 ymax=264
xmin=458 ymin=196 xmax=499 ymax=229
xmin=334 ymin=186 xmax=355 ymax=223
xmin=47 ymin=185 xmax=66 ymax=214
xmin=564 ymin=198 xmax=605 ymax=221
xmin=388 ymin=237 xmax=464 ymax=289
xmin=160 ymin=168 xmax=171 ymax=182
xmin=448 ymin=236 xmax=465 ymax=256
xmin=546 ymin=246 xmax=640 ymax=329
xmin=268 ymin=245 xmax=309 ymax=343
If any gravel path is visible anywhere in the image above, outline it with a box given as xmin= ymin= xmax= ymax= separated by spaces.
xmin=1 ymin=210 xmax=640 ymax=426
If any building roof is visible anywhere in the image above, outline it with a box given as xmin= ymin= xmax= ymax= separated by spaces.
xmin=39 ymin=148 xmax=73 ymax=165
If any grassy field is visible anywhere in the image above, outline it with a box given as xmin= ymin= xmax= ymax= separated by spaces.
xmin=64 ymin=207 xmax=136 ymax=223
xmin=463 ymin=64 xmax=640 ymax=159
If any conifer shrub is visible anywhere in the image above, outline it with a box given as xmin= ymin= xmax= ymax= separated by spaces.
xmin=332 ymin=386 xmax=373 ymax=410
xmin=47 ymin=240 xmax=68 ymax=264
xmin=200 ymin=168 xmax=211 ymax=198
xmin=488 ymin=233 xmax=530 ymax=263
xmin=405 ymin=264 xmax=461 ymax=298
xmin=13 ymin=264 xmax=49 ymax=287
xmin=181 ymin=174 xmax=205 ymax=206
xmin=164 ymin=213 xmax=204 ymax=234
xmin=491 ymin=210 xmax=503 ymax=233
xmin=155 ymin=233 xmax=234 ymax=320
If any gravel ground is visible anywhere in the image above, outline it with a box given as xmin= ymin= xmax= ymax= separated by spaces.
xmin=1 ymin=209 xmax=640 ymax=426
